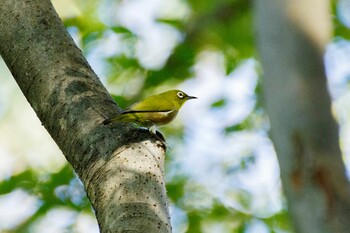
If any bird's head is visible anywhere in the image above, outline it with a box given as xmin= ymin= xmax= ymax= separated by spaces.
xmin=166 ymin=90 xmax=197 ymax=110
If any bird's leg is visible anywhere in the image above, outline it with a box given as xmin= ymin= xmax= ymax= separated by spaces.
xmin=148 ymin=126 xmax=170 ymax=150
xmin=149 ymin=125 xmax=157 ymax=135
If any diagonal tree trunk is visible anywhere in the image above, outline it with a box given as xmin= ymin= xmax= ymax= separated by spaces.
xmin=255 ymin=0 xmax=350 ymax=232
xmin=0 ymin=0 xmax=171 ymax=232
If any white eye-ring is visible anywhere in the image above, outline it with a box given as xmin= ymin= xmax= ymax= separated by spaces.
xmin=177 ymin=91 xmax=184 ymax=99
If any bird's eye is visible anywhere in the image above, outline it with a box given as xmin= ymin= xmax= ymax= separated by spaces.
xmin=177 ymin=92 xmax=184 ymax=99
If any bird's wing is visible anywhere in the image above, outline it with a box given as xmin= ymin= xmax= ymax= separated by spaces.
xmin=124 ymin=94 xmax=174 ymax=112
xmin=121 ymin=109 xmax=173 ymax=114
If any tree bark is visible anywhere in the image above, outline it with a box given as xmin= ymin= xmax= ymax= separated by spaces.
xmin=0 ymin=0 xmax=171 ymax=232
xmin=255 ymin=0 xmax=350 ymax=232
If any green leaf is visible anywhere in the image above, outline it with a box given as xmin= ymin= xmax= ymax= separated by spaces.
xmin=211 ymin=99 xmax=226 ymax=108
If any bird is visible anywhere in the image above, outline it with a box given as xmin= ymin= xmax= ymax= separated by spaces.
xmin=103 ymin=90 xmax=197 ymax=135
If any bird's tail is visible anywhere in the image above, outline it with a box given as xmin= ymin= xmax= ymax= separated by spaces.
xmin=102 ymin=118 xmax=114 ymax=125
xmin=102 ymin=113 xmax=128 ymax=125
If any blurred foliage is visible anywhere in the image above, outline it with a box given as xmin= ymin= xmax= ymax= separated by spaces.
xmin=0 ymin=165 xmax=92 ymax=233
xmin=1 ymin=0 xmax=350 ymax=232
xmin=332 ymin=0 xmax=350 ymax=40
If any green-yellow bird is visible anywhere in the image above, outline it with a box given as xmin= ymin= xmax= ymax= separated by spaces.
xmin=103 ymin=90 xmax=197 ymax=134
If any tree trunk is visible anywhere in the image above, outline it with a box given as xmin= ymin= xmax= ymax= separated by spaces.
xmin=255 ymin=0 xmax=350 ymax=232
xmin=0 ymin=0 xmax=171 ymax=232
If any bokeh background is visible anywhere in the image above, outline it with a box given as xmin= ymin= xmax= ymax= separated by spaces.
xmin=1 ymin=0 xmax=350 ymax=232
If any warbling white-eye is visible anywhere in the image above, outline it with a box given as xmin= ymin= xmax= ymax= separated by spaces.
xmin=103 ymin=90 xmax=197 ymax=134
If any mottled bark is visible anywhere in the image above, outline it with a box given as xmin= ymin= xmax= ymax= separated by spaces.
xmin=255 ymin=0 xmax=350 ymax=232
xmin=0 ymin=0 xmax=171 ymax=232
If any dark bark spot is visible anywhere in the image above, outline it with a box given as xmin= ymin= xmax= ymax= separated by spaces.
xmin=65 ymin=80 xmax=90 ymax=96
xmin=40 ymin=18 xmax=50 ymax=27
xmin=291 ymin=132 xmax=304 ymax=191
xmin=313 ymin=167 xmax=334 ymax=215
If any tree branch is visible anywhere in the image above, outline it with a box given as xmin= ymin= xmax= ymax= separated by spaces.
xmin=0 ymin=0 xmax=171 ymax=232
xmin=255 ymin=0 xmax=350 ymax=232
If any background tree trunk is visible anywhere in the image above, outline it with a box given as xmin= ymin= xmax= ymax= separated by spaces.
xmin=255 ymin=0 xmax=350 ymax=232
xmin=0 ymin=0 xmax=171 ymax=232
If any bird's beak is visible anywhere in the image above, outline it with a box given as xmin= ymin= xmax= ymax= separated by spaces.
xmin=187 ymin=96 xmax=197 ymax=100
